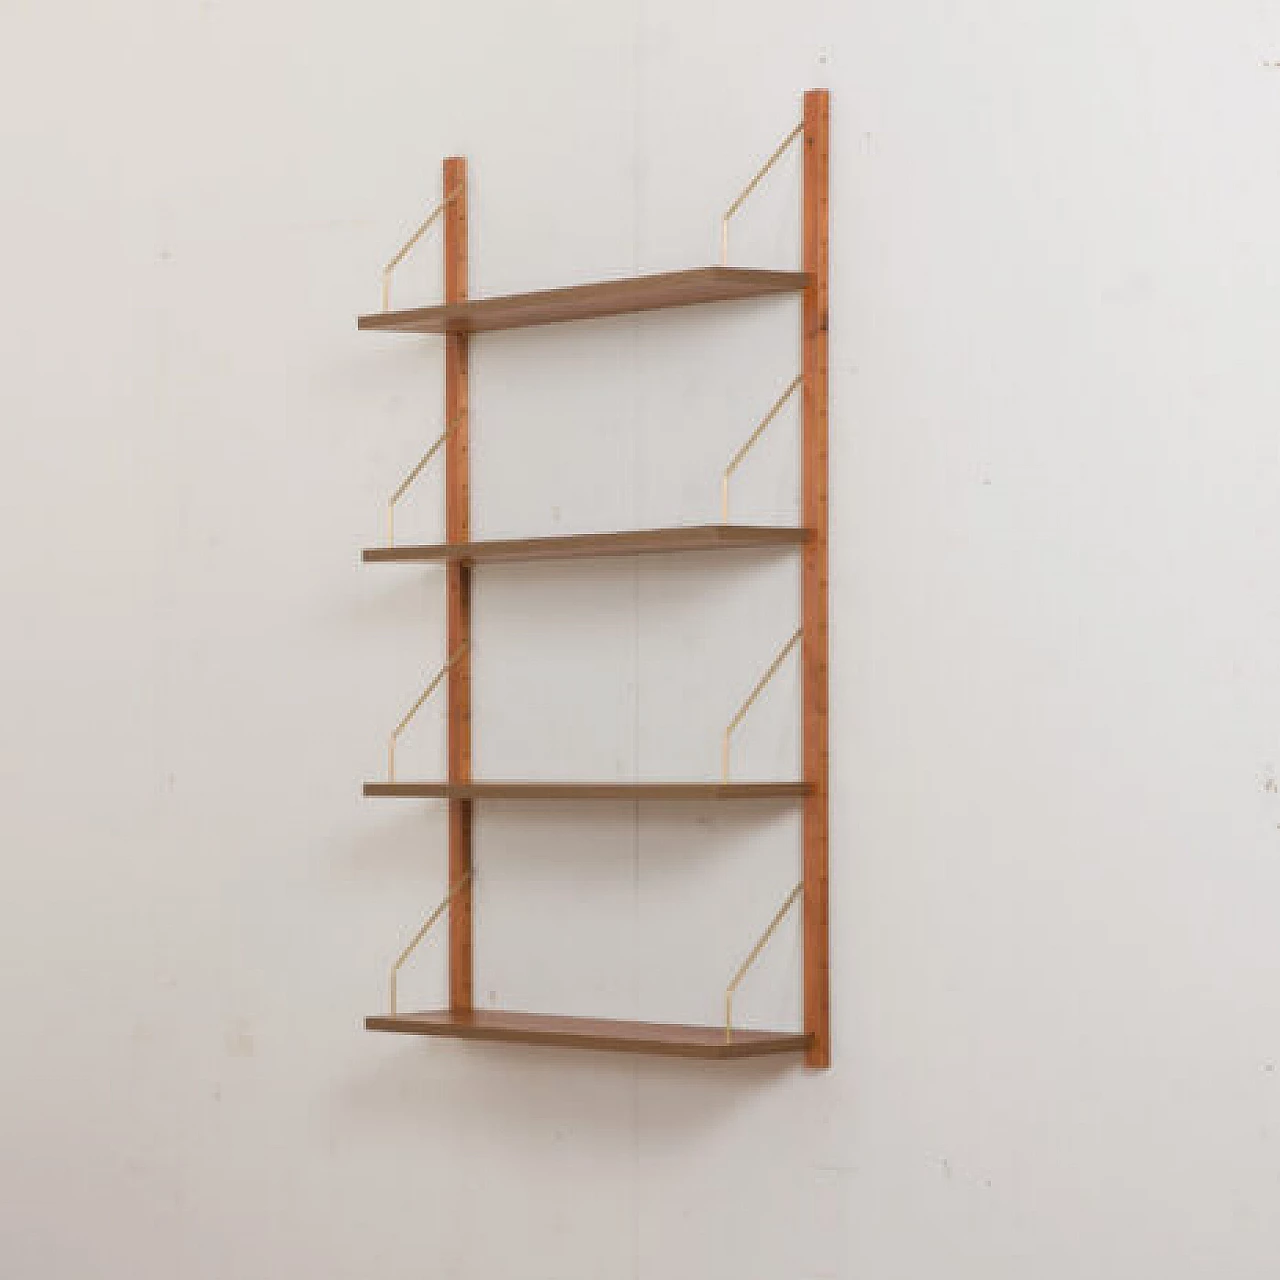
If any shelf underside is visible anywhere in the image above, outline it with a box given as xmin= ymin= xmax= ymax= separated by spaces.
xmin=364 ymin=524 xmax=810 ymax=565
xmin=364 ymin=781 xmax=808 ymax=800
xmin=358 ymin=267 xmax=810 ymax=334
xmin=364 ymin=1008 xmax=811 ymax=1059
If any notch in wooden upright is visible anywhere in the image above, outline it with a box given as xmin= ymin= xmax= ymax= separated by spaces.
xmin=801 ymin=89 xmax=830 ymax=1069
xmin=443 ymin=155 xmax=473 ymax=1012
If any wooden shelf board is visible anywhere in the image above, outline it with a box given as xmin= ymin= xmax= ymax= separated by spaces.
xmin=364 ymin=1008 xmax=811 ymax=1059
xmin=358 ymin=267 xmax=809 ymax=334
xmin=364 ymin=781 xmax=808 ymax=801
xmin=363 ymin=524 xmax=810 ymax=565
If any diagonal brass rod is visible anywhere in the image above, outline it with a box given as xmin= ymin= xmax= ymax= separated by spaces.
xmin=389 ymin=870 xmax=473 ymax=1015
xmin=387 ymin=642 xmax=469 ymax=781
xmin=721 ymin=374 xmax=803 ymax=522
xmin=724 ymin=881 xmax=803 ymax=1041
xmin=720 ymin=120 xmax=803 ymax=266
xmin=722 ymin=627 xmax=802 ymax=782
xmin=380 ymin=184 xmax=462 ymax=311
xmin=387 ymin=414 xmax=462 ymax=545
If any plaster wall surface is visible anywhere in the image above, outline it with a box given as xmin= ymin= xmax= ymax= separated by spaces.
xmin=3 ymin=2 xmax=1280 ymax=1277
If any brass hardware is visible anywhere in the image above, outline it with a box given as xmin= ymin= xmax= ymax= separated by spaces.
xmin=381 ymin=184 xmax=462 ymax=311
xmin=387 ymin=642 xmax=469 ymax=782
xmin=720 ymin=121 xmax=803 ymax=266
xmin=722 ymin=627 xmax=801 ymax=782
xmin=724 ymin=881 xmax=803 ymax=1041
xmin=721 ymin=374 xmax=803 ymax=522
xmin=387 ymin=414 xmax=462 ymax=545
xmin=388 ymin=870 xmax=473 ymax=1015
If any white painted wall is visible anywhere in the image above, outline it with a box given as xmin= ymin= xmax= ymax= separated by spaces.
xmin=3 ymin=1 xmax=1280 ymax=1276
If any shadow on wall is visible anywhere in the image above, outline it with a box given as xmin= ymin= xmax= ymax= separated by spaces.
xmin=334 ymin=1035 xmax=800 ymax=1153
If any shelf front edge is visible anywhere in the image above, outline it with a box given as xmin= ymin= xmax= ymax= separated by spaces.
xmin=363 ymin=781 xmax=810 ymax=800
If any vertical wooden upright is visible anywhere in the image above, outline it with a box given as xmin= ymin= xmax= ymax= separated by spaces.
xmin=443 ymin=155 xmax=473 ymax=1012
xmin=801 ymin=90 xmax=830 ymax=1068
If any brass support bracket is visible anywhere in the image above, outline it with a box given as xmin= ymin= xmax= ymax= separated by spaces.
xmin=722 ymin=627 xmax=802 ymax=782
xmin=724 ymin=881 xmax=803 ymax=1041
xmin=720 ymin=120 xmax=803 ymax=266
xmin=387 ymin=642 xmax=470 ymax=781
xmin=386 ymin=414 xmax=462 ymax=545
xmin=388 ymin=870 xmax=473 ymax=1015
xmin=380 ymin=184 xmax=463 ymax=311
xmin=721 ymin=374 xmax=803 ymax=522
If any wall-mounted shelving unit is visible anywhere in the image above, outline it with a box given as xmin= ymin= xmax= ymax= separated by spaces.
xmin=358 ymin=89 xmax=830 ymax=1067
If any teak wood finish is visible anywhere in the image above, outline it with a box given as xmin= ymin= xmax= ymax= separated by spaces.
xmin=443 ymin=156 xmax=472 ymax=1014
xmin=363 ymin=1009 xmax=811 ymax=1059
xmin=358 ymin=266 xmax=808 ymax=334
xmin=359 ymin=90 xmax=831 ymax=1067
xmin=801 ymin=89 xmax=831 ymax=1068
xmin=363 ymin=524 xmax=810 ymax=565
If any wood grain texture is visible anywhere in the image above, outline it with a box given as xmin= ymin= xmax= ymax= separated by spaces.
xmin=358 ymin=267 xmax=809 ymax=334
xmin=364 ymin=524 xmax=810 ymax=564
xmin=801 ymin=90 xmax=831 ymax=1068
xmin=364 ymin=1008 xmax=812 ymax=1059
xmin=443 ymin=155 xmax=473 ymax=1013
xmin=364 ymin=781 xmax=809 ymax=801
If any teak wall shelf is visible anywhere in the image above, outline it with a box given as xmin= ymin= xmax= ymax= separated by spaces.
xmin=363 ymin=524 xmax=810 ymax=565
xmin=364 ymin=782 xmax=810 ymax=802
xmin=358 ymin=89 xmax=831 ymax=1067
xmin=358 ymin=267 xmax=809 ymax=334
xmin=363 ymin=1010 xmax=811 ymax=1060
